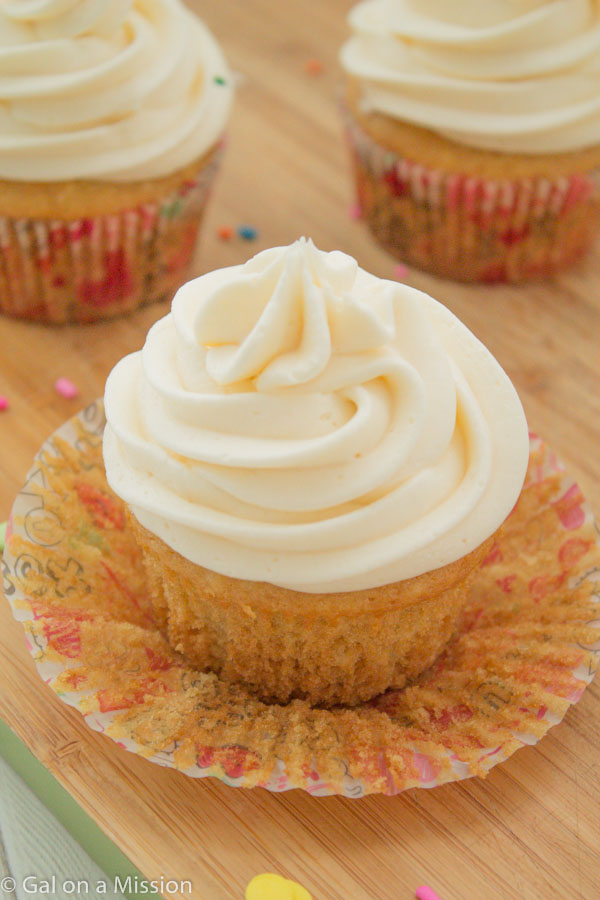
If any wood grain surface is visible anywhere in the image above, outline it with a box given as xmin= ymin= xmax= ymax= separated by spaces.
xmin=1 ymin=3 xmax=599 ymax=899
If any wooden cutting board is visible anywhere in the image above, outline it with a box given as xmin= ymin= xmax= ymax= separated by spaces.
xmin=1 ymin=2 xmax=599 ymax=898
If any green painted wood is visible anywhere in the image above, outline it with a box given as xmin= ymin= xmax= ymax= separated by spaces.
xmin=0 ymin=719 xmax=161 ymax=900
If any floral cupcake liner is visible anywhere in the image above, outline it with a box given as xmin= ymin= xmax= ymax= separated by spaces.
xmin=2 ymin=403 xmax=599 ymax=797
xmin=0 ymin=145 xmax=223 ymax=324
xmin=345 ymin=114 xmax=600 ymax=282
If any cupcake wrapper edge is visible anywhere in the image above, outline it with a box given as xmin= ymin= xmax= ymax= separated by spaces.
xmin=345 ymin=114 xmax=600 ymax=282
xmin=0 ymin=145 xmax=223 ymax=323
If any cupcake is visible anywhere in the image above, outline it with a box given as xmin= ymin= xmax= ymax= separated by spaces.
xmin=103 ymin=238 xmax=529 ymax=706
xmin=340 ymin=1 xmax=600 ymax=282
xmin=0 ymin=0 xmax=232 ymax=323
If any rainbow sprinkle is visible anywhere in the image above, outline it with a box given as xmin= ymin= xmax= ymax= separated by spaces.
xmin=304 ymin=58 xmax=323 ymax=75
xmin=54 ymin=377 xmax=79 ymax=399
xmin=245 ymin=874 xmax=312 ymax=900
xmin=237 ymin=225 xmax=258 ymax=241
xmin=217 ymin=225 xmax=234 ymax=241
xmin=416 ymin=886 xmax=443 ymax=900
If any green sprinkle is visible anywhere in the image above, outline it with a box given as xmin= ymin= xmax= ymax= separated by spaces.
xmin=214 ymin=75 xmax=227 ymax=86
xmin=0 ymin=521 xmax=6 ymax=552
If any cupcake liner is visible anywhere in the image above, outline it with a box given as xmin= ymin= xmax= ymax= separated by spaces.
xmin=0 ymin=145 xmax=223 ymax=324
xmin=2 ymin=402 xmax=599 ymax=797
xmin=345 ymin=114 xmax=600 ymax=282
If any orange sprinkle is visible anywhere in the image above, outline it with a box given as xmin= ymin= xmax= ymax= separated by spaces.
xmin=217 ymin=225 xmax=233 ymax=240
xmin=304 ymin=58 xmax=323 ymax=75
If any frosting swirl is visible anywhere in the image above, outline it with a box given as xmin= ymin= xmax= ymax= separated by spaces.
xmin=340 ymin=0 xmax=600 ymax=154
xmin=103 ymin=239 xmax=529 ymax=593
xmin=0 ymin=0 xmax=232 ymax=181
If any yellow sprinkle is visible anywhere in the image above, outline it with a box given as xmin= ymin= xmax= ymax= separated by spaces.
xmin=245 ymin=873 xmax=312 ymax=900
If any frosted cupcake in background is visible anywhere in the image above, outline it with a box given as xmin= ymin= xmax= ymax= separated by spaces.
xmin=340 ymin=0 xmax=600 ymax=282
xmin=103 ymin=238 xmax=529 ymax=707
xmin=0 ymin=0 xmax=233 ymax=323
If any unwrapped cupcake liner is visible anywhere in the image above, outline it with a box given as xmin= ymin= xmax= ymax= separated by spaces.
xmin=345 ymin=114 xmax=600 ymax=282
xmin=0 ymin=145 xmax=223 ymax=324
xmin=2 ymin=403 xmax=599 ymax=797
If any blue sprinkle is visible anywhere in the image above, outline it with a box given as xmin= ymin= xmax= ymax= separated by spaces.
xmin=237 ymin=225 xmax=258 ymax=241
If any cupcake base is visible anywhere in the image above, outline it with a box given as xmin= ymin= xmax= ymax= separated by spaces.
xmin=132 ymin=516 xmax=495 ymax=707
xmin=0 ymin=145 xmax=223 ymax=323
xmin=4 ymin=403 xmax=599 ymax=795
xmin=344 ymin=95 xmax=600 ymax=283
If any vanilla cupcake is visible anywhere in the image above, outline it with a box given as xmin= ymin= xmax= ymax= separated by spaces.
xmin=103 ymin=239 xmax=529 ymax=706
xmin=0 ymin=0 xmax=232 ymax=323
xmin=340 ymin=1 xmax=600 ymax=282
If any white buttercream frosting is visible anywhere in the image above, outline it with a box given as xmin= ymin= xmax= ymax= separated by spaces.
xmin=103 ymin=239 xmax=529 ymax=593
xmin=0 ymin=0 xmax=232 ymax=181
xmin=340 ymin=0 xmax=600 ymax=154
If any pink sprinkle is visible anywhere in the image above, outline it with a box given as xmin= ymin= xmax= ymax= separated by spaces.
xmin=416 ymin=888 xmax=443 ymax=900
xmin=54 ymin=377 xmax=79 ymax=399
xmin=394 ymin=263 xmax=409 ymax=280
xmin=0 ymin=395 xmax=8 ymax=411
xmin=348 ymin=203 xmax=362 ymax=220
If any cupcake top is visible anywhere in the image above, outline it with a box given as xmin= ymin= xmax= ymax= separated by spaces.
xmin=340 ymin=0 xmax=600 ymax=154
xmin=103 ymin=239 xmax=529 ymax=593
xmin=0 ymin=0 xmax=232 ymax=181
